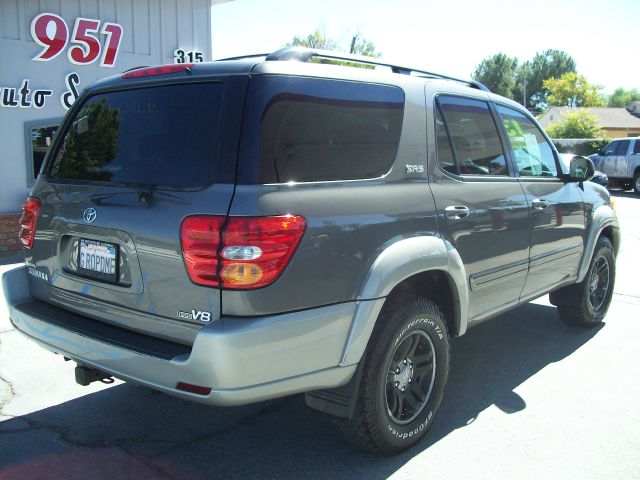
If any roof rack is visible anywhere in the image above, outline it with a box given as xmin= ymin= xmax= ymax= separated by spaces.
xmin=215 ymin=47 xmax=490 ymax=92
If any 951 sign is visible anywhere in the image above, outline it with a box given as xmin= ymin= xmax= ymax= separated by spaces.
xmin=31 ymin=13 xmax=123 ymax=67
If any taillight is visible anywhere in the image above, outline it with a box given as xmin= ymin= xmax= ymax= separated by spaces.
xmin=180 ymin=215 xmax=306 ymax=289
xmin=19 ymin=197 xmax=40 ymax=249
xmin=121 ymin=63 xmax=194 ymax=79
xmin=180 ymin=216 xmax=225 ymax=287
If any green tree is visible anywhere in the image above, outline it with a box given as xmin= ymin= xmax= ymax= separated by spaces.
xmin=607 ymin=87 xmax=640 ymax=107
xmin=288 ymin=29 xmax=336 ymax=50
xmin=348 ymin=33 xmax=379 ymax=57
xmin=543 ymin=72 xmax=605 ymax=107
xmin=515 ymin=49 xmax=576 ymax=112
xmin=545 ymin=110 xmax=604 ymax=139
xmin=472 ymin=53 xmax=519 ymax=98
xmin=287 ymin=30 xmax=379 ymax=57
xmin=286 ymin=30 xmax=380 ymax=68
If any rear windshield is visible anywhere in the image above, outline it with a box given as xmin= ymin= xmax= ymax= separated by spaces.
xmin=48 ymin=83 xmax=228 ymax=189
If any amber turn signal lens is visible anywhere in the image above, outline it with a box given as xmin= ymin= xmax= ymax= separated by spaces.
xmin=221 ymin=263 xmax=264 ymax=285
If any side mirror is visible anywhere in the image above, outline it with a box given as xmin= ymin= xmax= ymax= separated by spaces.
xmin=566 ymin=155 xmax=595 ymax=183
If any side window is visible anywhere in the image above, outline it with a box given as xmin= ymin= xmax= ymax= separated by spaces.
xmin=26 ymin=121 xmax=60 ymax=186
xmin=615 ymin=140 xmax=630 ymax=155
xmin=435 ymin=104 xmax=457 ymax=175
xmin=256 ymin=78 xmax=404 ymax=183
xmin=634 ymin=141 xmax=640 ymax=155
xmin=497 ymin=105 xmax=558 ymax=177
xmin=436 ymin=96 xmax=508 ymax=176
xmin=603 ymin=141 xmax=617 ymax=156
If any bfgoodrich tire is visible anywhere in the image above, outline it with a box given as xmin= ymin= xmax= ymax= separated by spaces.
xmin=553 ymin=236 xmax=615 ymax=327
xmin=342 ymin=298 xmax=450 ymax=453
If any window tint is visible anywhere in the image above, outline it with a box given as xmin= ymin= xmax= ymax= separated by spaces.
xmin=615 ymin=140 xmax=630 ymax=155
xmin=436 ymin=96 xmax=507 ymax=176
xmin=435 ymin=104 xmax=457 ymax=174
xmin=634 ymin=141 xmax=640 ymax=155
xmin=242 ymin=76 xmax=404 ymax=183
xmin=497 ymin=105 xmax=558 ymax=177
xmin=49 ymin=83 xmax=230 ymax=189
xmin=28 ymin=123 xmax=59 ymax=183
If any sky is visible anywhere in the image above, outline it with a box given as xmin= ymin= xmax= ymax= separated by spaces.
xmin=212 ymin=0 xmax=638 ymax=95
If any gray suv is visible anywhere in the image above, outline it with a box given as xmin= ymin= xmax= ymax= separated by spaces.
xmin=3 ymin=48 xmax=620 ymax=453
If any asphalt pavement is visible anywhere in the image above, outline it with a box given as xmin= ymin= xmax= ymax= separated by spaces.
xmin=1 ymin=191 xmax=638 ymax=480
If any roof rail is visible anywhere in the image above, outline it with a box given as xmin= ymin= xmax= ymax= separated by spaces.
xmin=260 ymin=47 xmax=490 ymax=92
xmin=215 ymin=53 xmax=271 ymax=62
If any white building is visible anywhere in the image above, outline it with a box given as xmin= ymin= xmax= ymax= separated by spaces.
xmin=0 ymin=0 xmax=228 ymax=254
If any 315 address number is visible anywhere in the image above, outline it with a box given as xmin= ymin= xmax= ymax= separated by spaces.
xmin=174 ymin=49 xmax=204 ymax=64
xmin=30 ymin=13 xmax=123 ymax=67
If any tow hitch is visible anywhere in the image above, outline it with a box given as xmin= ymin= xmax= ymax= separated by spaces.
xmin=75 ymin=365 xmax=114 ymax=386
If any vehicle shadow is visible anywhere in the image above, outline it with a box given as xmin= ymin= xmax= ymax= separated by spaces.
xmin=0 ymin=302 xmax=602 ymax=479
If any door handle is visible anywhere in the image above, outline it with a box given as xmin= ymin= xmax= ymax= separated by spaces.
xmin=444 ymin=205 xmax=471 ymax=220
xmin=532 ymin=199 xmax=549 ymax=210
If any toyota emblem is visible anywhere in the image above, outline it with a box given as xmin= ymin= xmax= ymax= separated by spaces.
xmin=82 ymin=207 xmax=97 ymax=223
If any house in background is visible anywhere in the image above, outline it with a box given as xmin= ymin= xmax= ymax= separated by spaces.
xmin=538 ymin=102 xmax=640 ymax=138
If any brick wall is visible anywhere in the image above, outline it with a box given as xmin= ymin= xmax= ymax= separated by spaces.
xmin=0 ymin=213 xmax=21 ymax=254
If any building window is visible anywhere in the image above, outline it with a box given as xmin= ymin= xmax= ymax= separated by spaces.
xmin=25 ymin=119 xmax=61 ymax=186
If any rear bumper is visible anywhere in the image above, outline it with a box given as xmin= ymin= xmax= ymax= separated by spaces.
xmin=3 ymin=266 xmax=359 ymax=406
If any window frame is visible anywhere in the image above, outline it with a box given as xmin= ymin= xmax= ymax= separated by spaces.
xmin=432 ymin=93 xmax=515 ymax=182
xmin=493 ymin=101 xmax=562 ymax=182
xmin=24 ymin=118 xmax=62 ymax=187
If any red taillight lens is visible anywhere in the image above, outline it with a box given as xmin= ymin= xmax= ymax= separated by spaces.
xmin=221 ymin=215 xmax=306 ymax=288
xmin=180 ymin=214 xmax=306 ymax=289
xmin=180 ymin=216 xmax=225 ymax=287
xmin=121 ymin=63 xmax=194 ymax=79
xmin=19 ymin=197 xmax=40 ymax=249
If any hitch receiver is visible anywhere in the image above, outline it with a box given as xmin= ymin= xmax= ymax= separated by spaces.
xmin=75 ymin=365 xmax=113 ymax=386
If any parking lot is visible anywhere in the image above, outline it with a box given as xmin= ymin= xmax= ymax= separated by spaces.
xmin=1 ymin=191 xmax=639 ymax=480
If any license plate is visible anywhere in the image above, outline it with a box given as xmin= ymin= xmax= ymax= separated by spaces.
xmin=78 ymin=239 xmax=118 ymax=282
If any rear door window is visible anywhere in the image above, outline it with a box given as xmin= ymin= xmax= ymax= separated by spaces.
xmin=239 ymin=76 xmax=405 ymax=183
xmin=49 ymin=82 xmax=234 ymax=189
xmin=436 ymin=95 xmax=508 ymax=176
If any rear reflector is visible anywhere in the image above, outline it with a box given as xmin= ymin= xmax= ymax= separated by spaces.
xmin=121 ymin=63 xmax=194 ymax=79
xmin=180 ymin=214 xmax=306 ymax=289
xmin=176 ymin=382 xmax=212 ymax=396
xmin=19 ymin=197 xmax=40 ymax=249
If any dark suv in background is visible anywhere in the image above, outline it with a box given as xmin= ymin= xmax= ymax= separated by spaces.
xmin=3 ymin=48 xmax=619 ymax=453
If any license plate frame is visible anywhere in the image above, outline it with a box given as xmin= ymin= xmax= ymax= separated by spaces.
xmin=77 ymin=238 xmax=119 ymax=283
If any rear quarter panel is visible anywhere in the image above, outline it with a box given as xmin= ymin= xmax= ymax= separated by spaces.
xmin=222 ymin=75 xmax=438 ymax=316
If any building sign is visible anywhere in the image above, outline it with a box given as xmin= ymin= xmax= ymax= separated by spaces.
xmin=31 ymin=13 xmax=123 ymax=67
xmin=1 ymin=14 xmax=124 ymax=112
xmin=1 ymin=73 xmax=79 ymax=111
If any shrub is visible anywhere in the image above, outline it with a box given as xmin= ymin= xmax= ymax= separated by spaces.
xmin=545 ymin=110 xmax=604 ymax=139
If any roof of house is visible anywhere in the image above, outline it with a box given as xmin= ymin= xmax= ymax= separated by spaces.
xmin=538 ymin=106 xmax=640 ymax=129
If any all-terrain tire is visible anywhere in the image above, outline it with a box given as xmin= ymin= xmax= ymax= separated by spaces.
xmin=341 ymin=298 xmax=450 ymax=453
xmin=554 ymin=236 xmax=615 ymax=327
